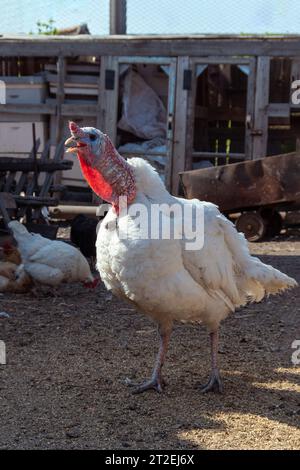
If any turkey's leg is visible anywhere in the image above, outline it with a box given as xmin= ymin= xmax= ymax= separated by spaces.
xmin=200 ymin=329 xmax=223 ymax=393
xmin=129 ymin=325 xmax=172 ymax=394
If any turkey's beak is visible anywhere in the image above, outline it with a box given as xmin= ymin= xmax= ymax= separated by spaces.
xmin=64 ymin=135 xmax=89 ymax=153
xmin=64 ymin=136 xmax=77 ymax=153
xmin=65 ymin=121 xmax=90 ymax=153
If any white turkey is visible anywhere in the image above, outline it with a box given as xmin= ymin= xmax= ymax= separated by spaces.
xmin=8 ymin=221 xmax=98 ymax=290
xmin=65 ymin=121 xmax=297 ymax=394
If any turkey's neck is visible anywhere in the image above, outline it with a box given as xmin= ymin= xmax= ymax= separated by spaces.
xmin=78 ymin=136 xmax=136 ymax=213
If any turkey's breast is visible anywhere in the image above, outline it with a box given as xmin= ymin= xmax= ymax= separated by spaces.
xmin=96 ymin=194 xmax=231 ymax=331
xmin=96 ymin=157 xmax=296 ymax=331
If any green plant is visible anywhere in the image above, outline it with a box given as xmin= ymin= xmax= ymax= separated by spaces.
xmin=34 ymin=18 xmax=58 ymax=35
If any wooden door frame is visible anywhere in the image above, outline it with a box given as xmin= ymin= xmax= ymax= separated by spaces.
xmin=99 ymin=55 xmax=177 ymax=191
xmin=185 ymin=56 xmax=257 ymax=170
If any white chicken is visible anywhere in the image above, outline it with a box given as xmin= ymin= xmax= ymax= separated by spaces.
xmin=8 ymin=221 xmax=98 ymax=289
xmin=0 ymin=242 xmax=31 ymax=293
xmin=0 ymin=260 xmax=31 ymax=293
xmin=65 ymin=121 xmax=297 ymax=394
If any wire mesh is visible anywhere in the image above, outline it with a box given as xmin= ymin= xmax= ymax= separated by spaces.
xmin=0 ymin=0 xmax=299 ymax=35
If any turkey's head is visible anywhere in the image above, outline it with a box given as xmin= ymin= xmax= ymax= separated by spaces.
xmin=65 ymin=121 xmax=104 ymax=158
xmin=65 ymin=121 xmax=136 ymax=213
xmin=82 ymin=277 xmax=100 ymax=289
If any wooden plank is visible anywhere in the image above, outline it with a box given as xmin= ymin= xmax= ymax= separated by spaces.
xmin=45 ymin=63 xmax=99 ymax=73
xmin=94 ymin=59 xmax=103 ymax=207
xmin=0 ymin=192 xmax=17 ymax=209
xmin=164 ymin=59 xmax=177 ymax=192
xmin=185 ymin=59 xmax=198 ymax=171
xmin=252 ymin=56 xmax=270 ymax=160
xmin=61 ymin=104 xmax=98 ymax=116
xmin=46 ymin=72 xmax=99 ymax=85
xmin=110 ymin=0 xmax=127 ymax=35
xmin=0 ymin=103 xmax=55 ymax=114
xmin=191 ymin=56 xmax=251 ymax=65
xmin=0 ymin=159 xmax=72 ymax=173
xmin=3 ymin=35 xmax=300 ymax=57
xmin=0 ymin=193 xmax=14 ymax=227
xmin=38 ymin=140 xmax=53 ymax=197
xmin=118 ymin=56 xmax=177 ymax=65
xmin=267 ymin=103 xmax=290 ymax=117
xmin=4 ymin=172 xmax=16 ymax=192
xmin=14 ymin=140 xmax=40 ymax=194
xmin=172 ymin=56 xmax=189 ymax=194
xmin=55 ymin=56 xmax=66 ymax=144
xmin=54 ymin=56 xmax=66 ymax=190
xmin=100 ymin=56 xmax=119 ymax=144
xmin=50 ymin=85 xmax=98 ymax=95
xmin=192 ymin=151 xmax=245 ymax=160
xmin=14 ymin=195 xmax=59 ymax=206
xmin=245 ymin=57 xmax=256 ymax=160
xmin=96 ymin=58 xmax=104 ymax=130
xmin=195 ymin=105 xmax=246 ymax=121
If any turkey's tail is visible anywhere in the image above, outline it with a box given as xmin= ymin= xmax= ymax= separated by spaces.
xmin=243 ymin=257 xmax=297 ymax=301
xmin=218 ymin=214 xmax=298 ymax=303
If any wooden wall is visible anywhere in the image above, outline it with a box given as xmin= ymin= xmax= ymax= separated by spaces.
xmin=1 ymin=35 xmax=300 ymax=195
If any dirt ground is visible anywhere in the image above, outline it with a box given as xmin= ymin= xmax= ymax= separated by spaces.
xmin=0 ymin=233 xmax=299 ymax=450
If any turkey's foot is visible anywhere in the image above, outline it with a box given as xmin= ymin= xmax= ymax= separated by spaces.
xmin=125 ymin=376 xmax=166 ymax=394
xmin=199 ymin=370 xmax=223 ymax=394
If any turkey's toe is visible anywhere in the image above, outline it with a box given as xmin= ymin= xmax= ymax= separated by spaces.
xmin=125 ymin=376 xmax=166 ymax=394
xmin=199 ymin=371 xmax=223 ymax=394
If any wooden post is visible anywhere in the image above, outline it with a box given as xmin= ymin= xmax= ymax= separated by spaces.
xmin=54 ymin=55 xmax=66 ymax=190
xmin=55 ymin=55 xmax=66 ymax=146
xmin=245 ymin=57 xmax=256 ymax=160
xmin=185 ymin=59 xmax=198 ymax=171
xmin=172 ymin=56 xmax=189 ymax=194
xmin=252 ymin=56 xmax=270 ymax=160
xmin=100 ymin=56 xmax=119 ymax=144
xmin=110 ymin=0 xmax=127 ymax=35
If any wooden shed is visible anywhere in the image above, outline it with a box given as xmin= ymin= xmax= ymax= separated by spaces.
xmin=0 ymin=34 xmax=300 ymax=200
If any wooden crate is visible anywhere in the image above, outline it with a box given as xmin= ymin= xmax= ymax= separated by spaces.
xmin=0 ymin=121 xmax=46 ymax=153
xmin=0 ymin=76 xmax=46 ymax=104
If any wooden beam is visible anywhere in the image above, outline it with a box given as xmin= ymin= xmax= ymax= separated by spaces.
xmin=245 ymin=57 xmax=256 ymax=160
xmin=267 ymin=103 xmax=290 ymax=117
xmin=252 ymin=57 xmax=270 ymax=160
xmin=0 ymin=158 xmax=72 ymax=172
xmin=110 ymin=0 xmax=127 ymax=35
xmin=100 ymin=56 xmax=119 ymax=144
xmin=192 ymin=152 xmax=245 ymax=160
xmin=185 ymin=63 xmax=197 ymax=171
xmin=0 ymin=103 xmax=55 ymax=114
xmin=97 ymin=58 xmax=104 ymax=129
xmin=164 ymin=59 xmax=177 ymax=192
xmin=172 ymin=56 xmax=189 ymax=194
xmin=54 ymin=56 xmax=66 ymax=189
xmin=61 ymin=104 xmax=98 ymax=116
xmin=55 ymin=56 xmax=66 ymax=144
xmin=3 ymin=35 xmax=300 ymax=57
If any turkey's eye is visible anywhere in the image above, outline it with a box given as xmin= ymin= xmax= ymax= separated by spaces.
xmin=89 ymin=134 xmax=97 ymax=141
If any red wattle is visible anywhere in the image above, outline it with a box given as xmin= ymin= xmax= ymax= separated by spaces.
xmin=78 ymin=155 xmax=113 ymax=202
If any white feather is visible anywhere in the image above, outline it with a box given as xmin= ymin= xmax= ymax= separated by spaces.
xmin=8 ymin=221 xmax=94 ymax=287
xmin=96 ymin=158 xmax=297 ymax=331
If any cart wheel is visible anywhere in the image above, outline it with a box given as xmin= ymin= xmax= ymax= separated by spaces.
xmin=235 ymin=212 xmax=267 ymax=242
xmin=262 ymin=210 xmax=283 ymax=238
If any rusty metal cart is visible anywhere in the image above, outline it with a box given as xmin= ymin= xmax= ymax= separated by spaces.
xmin=179 ymin=152 xmax=300 ymax=241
